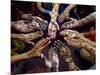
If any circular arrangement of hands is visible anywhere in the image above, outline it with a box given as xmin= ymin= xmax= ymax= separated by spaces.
xmin=11 ymin=3 xmax=96 ymax=71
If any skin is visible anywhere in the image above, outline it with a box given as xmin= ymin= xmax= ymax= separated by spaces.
xmin=54 ymin=40 xmax=80 ymax=71
xmin=11 ymin=16 xmax=47 ymax=33
xmin=11 ymin=31 xmax=43 ymax=43
xmin=40 ymin=46 xmax=59 ymax=72
xmin=11 ymin=37 xmax=51 ymax=64
xmin=59 ymin=29 xmax=96 ymax=63
xmin=48 ymin=46 xmax=59 ymax=71
xmin=80 ymin=27 xmax=96 ymax=41
xmin=11 ymin=39 xmax=25 ymax=55
xmin=61 ymin=17 xmax=79 ymax=29
xmin=37 ymin=2 xmax=52 ymax=14
xmin=58 ymin=4 xmax=76 ymax=23
xmin=60 ymin=29 xmax=96 ymax=64
xmin=11 ymin=3 xmax=96 ymax=71
xmin=11 ymin=20 xmax=36 ymax=33
xmin=80 ymin=48 xmax=95 ymax=64
xmin=48 ymin=22 xmax=59 ymax=39
xmin=21 ymin=13 xmax=33 ymax=20
xmin=48 ymin=3 xmax=60 ymax=39
xmin=61 ymin=12 xmax=96 ymax=29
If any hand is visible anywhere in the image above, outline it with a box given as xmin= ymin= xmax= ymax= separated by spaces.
xmin=32 ymin=17 xmax=48 ymax=31
xmin=54 ymin=40 xmax=80 ymax=70
xmin=11 ymin=20 xmax=35 ymax=33
xmin=60 ymin=29 xmax=80 ymax=38
xmin=58 ymin=11 xmax=69 ymax=23
xmin=48 ymin=46 xmax=59 ymax=71
xmin=11 ymin=37 xmax=51 ymax=63
xmin=21 ymin=13 xmax=33 ymax=20
xmin=60 ymin=29 xmax=83 ymax=47
xmin=11 ymin=31 xmax=43 ymax=43
xmin=48 ymin=21 xmax=59 ymax=39
xmin=60 ymin=29 xmax=83 ymax=48
xmin=27 ymin=37 xmax=51 ymax=57
xmin=61 ymin=29 xmax=96 ymax=57
xmin=54 ymin=40 xmax=71 ymax=61
xmin=68 ymin=62 xmax=80 ymax=71
xmin=61 ymin=18 xmax=79 ymax=29
xmin=11 ymin=17 xmax=47 ymax=32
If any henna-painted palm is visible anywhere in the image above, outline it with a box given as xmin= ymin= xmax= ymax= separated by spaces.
xmin=60 ymin=29 xmax=96 ymax=57
xmin=48 ymin=3 xmax=60 ymax=39
xmin=11 ymin=16 xmax=47 ymax=33
xmin=54 ymin=40 xmax=80 ymax=70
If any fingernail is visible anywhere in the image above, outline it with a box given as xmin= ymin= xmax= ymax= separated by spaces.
xmin=64 ymin=37 xmax=67 ymax=40
xmin=49 ymin=40 xmax=51 ymax=43
xmin=55 ymin=41 xmax=57 ymax=43
xmin=57 ymin=40 xmax=60 ymax=41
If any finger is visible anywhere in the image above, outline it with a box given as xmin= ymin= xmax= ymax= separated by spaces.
xmin=27 ymin=41 xmax=35 ymax=46
xmin=61 ymin=21 xmax=73 ymax=29
xmin=28 ymin=41 xmax=51 ymax=57
xmin=64 ymin=37 xmax=74 ymax=46
xmin=37 ymin=38 xmax=49 ymax=48
xmin=39 ymin=53 xmax=44 ymax=58
xmin=57 ymin=40 xmax=65 ymax=47
xmin=61 ymin=23 xmax=68 ymax=29
xmin=58 ymin=18 xmax=63 ymax=23
xmin=59 ymin=29 xmax=69 ymax=37
xmin=54 ymin=41 xmax=62 ymax=50
xmin=55 ymin=41 xmax=62 ymax=48
xmin=36 ymin=41 xmax=51 ymax=52
xmin=51 ymin=46 xmax=57 ymax=53
xmin=64 ymin=37 xmax=80 ymax=47
xmin=34 ymin=38 xmax=44 ymax=46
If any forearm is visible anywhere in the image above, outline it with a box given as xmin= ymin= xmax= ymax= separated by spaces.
xmin=11 ymin=31 xmax=43 ymax=41
xmin=64 ymin=4 xmax=76 ymax=13
xmin=81 ymin=43 xmax=96 ymax=57
xmin=81 ymin=29 xmax=96 ymax=42
xmin=11 ymin=52 xmax=30 ymax=64
xmin=21 ymin=13 xmax=33 ymax=20
xmin=77 ymin=34 xmax=96 ymax=56
xmin=51 ymin=3 xmax=59 ymax=21
xmin=79 ymin=48 xmax=95 ymax=64
xmin=79 ymin=35 xmax=96 ymax=48
xmin=11 ymin=33 xmax=21 ymax=39
xmin=64 ymin=56 xmax=80 ymax=70
xmin=78 ymin=12 xmax=96 ymax=27
xmin=37 ymin=2 xmax=50 ymax=14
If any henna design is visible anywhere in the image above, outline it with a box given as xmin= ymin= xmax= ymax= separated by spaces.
xmin=11 ymin=31 xmax=43 ymax=43
xmin=48 ymin=3 xmax=60 ymax=39
xmin=54 ymin=40 xmax=80 ymax=71
xmin=11 ymin=16 xmax=48 ymax=33
xmin=58 ymin=4 xmax=76 ymax=23
xmin=61 ymin=12 xmax=96 ymax=29
xmin=59 ymin=29 xmax=95 ymax=63
xmin=27 ymin=37 xmax=51 ymax=57
xmin=48 ymin=46 xmax=59 ymax=71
